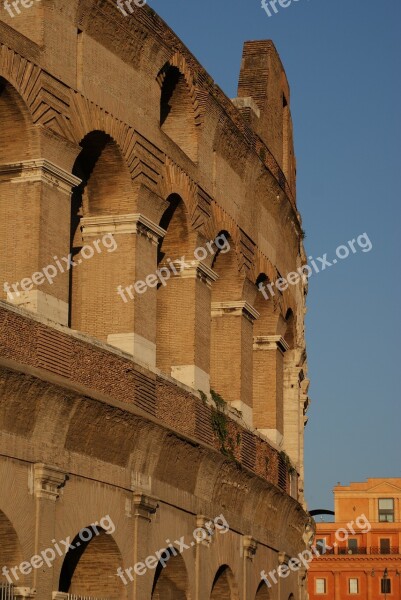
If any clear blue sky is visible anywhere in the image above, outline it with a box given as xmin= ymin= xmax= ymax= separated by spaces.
xmin=147 ymin=0 xmax=401 ymax=510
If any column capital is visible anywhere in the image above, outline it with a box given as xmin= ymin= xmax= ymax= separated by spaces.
xmin=243 ymin=535 xmax=258 ymax=559
xmin=52 ymin=593 xmax=68 ymax=600
xmin=80 ymin=214 xmax=166 ymax=245
xmin=133 ymin=492 xmax=159 ymax=521
xmin=33 ymin=463 xmax=68 ymax=501
xmin=0 ymin=160 xmax=81 ymax=195
xmin=177 ymin=261 xmax=218 ymax=287
xmin=278 ymin=551 xmax=290 ymax=565
xmin=14 ymin=589 xmax=36 ymax=600
xmin=211 ymin=301 xmax=259 ymax=322
xmin=195 ymin=515 xmax=214 ymax=546
xmin=253 ymin=335 xmax=289 ymax=353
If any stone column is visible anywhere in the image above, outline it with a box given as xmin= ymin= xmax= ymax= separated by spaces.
xmin=32 ymin=463 xmax=68 ymax=600
xmin=194 ymin=515 xmax=215 ymax=600
xmin=211 ymin=301 xmax=259 ymax=425
xmin=13 ymin=589 xmax=36 ymax=600
xmin=283 ymin=351 xmax=304 ymax=471
xmin=75 ymin=214 xmax=165 ymax=366
xmin=157 ymin=261 xmax=217 ymax=394
xmin=253 ymin=335 xmax=288 ymax=444
xmin=132 ymin=493 xmax=159 ymax=600
xmin=0 ymin=160 xmax=80 ymax=325
xmin=242 ymin=535 xmax=257 ymax=599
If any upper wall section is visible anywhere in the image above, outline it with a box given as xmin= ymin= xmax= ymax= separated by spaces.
xmin=0 ymin=0 xmax=298 ymax=202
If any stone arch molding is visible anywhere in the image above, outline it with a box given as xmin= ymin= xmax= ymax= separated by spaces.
xmin=156 ymin=51 xmax=203 ymax=128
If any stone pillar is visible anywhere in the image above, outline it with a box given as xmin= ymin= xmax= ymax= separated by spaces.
xmin=74 ymin=214 xmax=165 ymax=366
xmin=334 ymin=571 xmax=341 ymax=600
xmin=299 ymin=379 xmax=310 ymax=488
xmin=211 ymin=301 xmax=259 ymax=424
xmin=366 ymin=570 xmax=372 ymax=600
xmin=194 ymin=515 xmax=215 ymax=600
xmin=14 ymin=589 xmax=36 ymax=600
xmin=32 ymin=463 xmax=68 ymax=600
xmin=242 ymin=535 xmax=257 ymax=599
xmin=253 ymin=335 xmax=288 ymax=444
xmin=132 ymin=492 xmax=159 ymax=600
xmin=0 ymin=160 xmax=80 ymax=325
xmin=157 ymin=261 xmax=217 ymax=393
xmin=283 ymin=351 xmax=304 ymax=470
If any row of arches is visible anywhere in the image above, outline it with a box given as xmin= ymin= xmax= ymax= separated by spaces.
xmin=0 ymin=75 xmax=301 ymax=451
xmin=0 ymin=510 xmax=300 ymax=599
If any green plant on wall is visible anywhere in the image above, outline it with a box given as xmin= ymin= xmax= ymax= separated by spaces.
xmin=279 ymin=450 xmax=296 ymax=475
xmin=210 ymin=390 xmax=240 ymax=462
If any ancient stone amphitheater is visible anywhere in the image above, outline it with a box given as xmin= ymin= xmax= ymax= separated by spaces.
xmin=0 ymin=1 xmax=311 ymax=599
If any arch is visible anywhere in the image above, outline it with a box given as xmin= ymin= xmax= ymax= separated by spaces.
xmin=253 ymin=272 xmax=289 ymax=441
xmin=158 ymin=194 xmax=193 ymax=263
xmin=69 ymin=130 xmax=135 ymax=338
xmin=156 ymin=194 xmax=198 ymax=378
xmin=72 ymin=130 xmax=134 ymax=217
xmin=58 ymin=526 xmax=126 ymax=600
xmin=159 ymin=64 xmax=198 ymax=162
xmin=210 ymin=230 xmax=243 ymax=302
xmin=151 ymin=552 xmax=190 ymax=599
xmin=284 ymin=308 xmax=295 ymax=349
xmin=0 ymin=78 xmax=41 ymax=307
xmin=210 ymin=231 xmax=254 ymax=414
xmin=0 ymin=509 xmax=24 ymax=584
xmin=210 ymin=565 xmax=239 ymax=600
xmin=255 ymin=581 xmax=270 ymax=599
xmin=0 ymin=77 xmax=38 ymax=164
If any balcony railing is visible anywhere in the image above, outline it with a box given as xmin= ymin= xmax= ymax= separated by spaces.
xmin=0 ymin=585 xmax=14 ymax=600
xmin=370 ymin=546 xmax=400 ymax=555
xmin=316 ymin=546 xmax=400 ymax=556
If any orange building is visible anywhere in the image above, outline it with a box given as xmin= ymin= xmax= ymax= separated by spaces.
xmin=308 ymin=478 xmax=401 ymax=600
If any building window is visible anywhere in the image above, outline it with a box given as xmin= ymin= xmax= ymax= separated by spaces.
xmin=381 ymin=578 xmax=391 ymax=594
xmin=378 ymin=498 xmax=394 ymax=522
xmin=380 ymin=538 xmax=391 ymax=554
xmin=316 ymin=538 xmax=327 ymax=555
xmin=315 ymin=578 xmax=327 ymax=594
xmin=349 ymin=578 xmax=359 ymax=594
xmin=348 ymin=539 xmax=358 ymax=554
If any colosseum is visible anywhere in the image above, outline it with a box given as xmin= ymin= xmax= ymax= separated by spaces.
xmin=0 ymin=1 xmax=312 ymax=599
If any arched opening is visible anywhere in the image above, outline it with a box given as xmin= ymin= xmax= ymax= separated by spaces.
xmin=284 ymin=309 xmax=295 ymax=349
xmin=70 ymin=131 xmax=135 ymax=342
xmin=58 ymin=526 xmax=125 ymax=600
xmin=156 ymin=194 xmax=209 ymax=389
xmin=282 ymin=307 xmax=301 ymax=485
xmin=160 ymin=65 xmax=198 ymax=162
xmin=210 ymin=565 xmax=239 ymax=600
xmin=210 ymin=238 xmax=256 ymax=421
xmin=0 ymin=78 xmax=53 ymax=318
xmin=0 ymin=78 xmax=38 ymax=164
xmin=255 ymin=581 xmax=270 ymax=599
xmin=151 ymin=552 xmax=189 ymax=599
xmin=0 ymin=510 xmax=23 ymax=586
xmin=252 ymin=273 xmax=286 ymax=443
